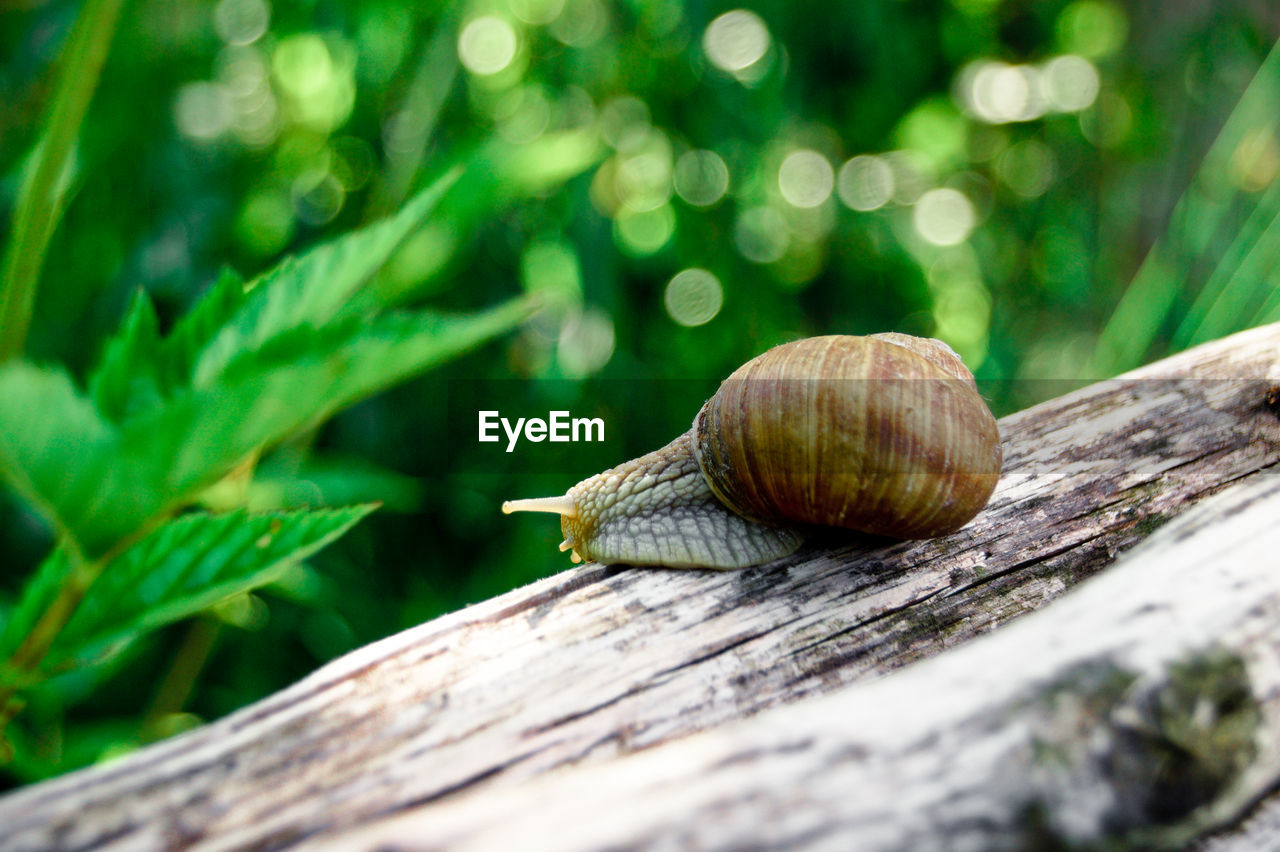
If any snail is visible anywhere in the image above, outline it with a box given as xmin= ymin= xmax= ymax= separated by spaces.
xmin=502 ymin=334 xmax=1002 ymax=570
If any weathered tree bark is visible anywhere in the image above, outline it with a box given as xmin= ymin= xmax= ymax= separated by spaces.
xmin=312 ymin=473 xmax=1280 ymax=851
xmin=0 ymin=324 xmax=1278 ymax=851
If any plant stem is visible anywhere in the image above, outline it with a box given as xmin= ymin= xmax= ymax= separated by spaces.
xmin=0 ymin=515 xmax=163 ymax=753
xmin=0 ymin=0 xmax=127 ymax=361
xmin=141 ymin=617 xmax=221 ymax=743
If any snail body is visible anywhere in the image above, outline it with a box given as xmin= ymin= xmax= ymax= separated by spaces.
xmin=503 ymin=334 xmax=1002 ymax=570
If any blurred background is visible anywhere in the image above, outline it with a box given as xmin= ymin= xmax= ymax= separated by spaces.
xmin=2 ymin=0 xmax=1278 ymax=782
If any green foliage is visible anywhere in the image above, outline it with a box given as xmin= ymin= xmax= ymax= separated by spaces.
xmin=247 ymin=453 xmax=423 ymax=512
xmin=0 ymin=161 xmax=540 ymax=769
xmin=89 ymin=288 xmax=164 ymax=421
xmin=1092 ymin=39 xmax=1280 ymax=374
xmin=42 ymin=506 xmax=376 ymax=671
xmin=0 ymin=169 xmax=530 ymax=558
xmin=1 ymin=0 xmax=1276 ymax=788
xmin=0 ymin=0 xmax=125 ymax=359
xmin=0 ymin=507 xmax=374 ymax=673
xmin=193 ymin=169 xmax=463 ymax=385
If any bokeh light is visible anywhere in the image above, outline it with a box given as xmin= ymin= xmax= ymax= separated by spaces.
xmin=1042 ymin=55 xmax=1100 ymax=112
xmin=960 ymin=61 xmax=1046 ymax=124
xmin=997 ymin=139 xmax=1056 ymax=198
xmin=664 ymin=268 xmax=724 ymax=326
xmin=291 ymin=170 xmax=344 ymax=225
xmin=837 ymin=155 xmax=894 ymax=211
xmin=558 ymin=307 xmax=615 ymax=377
xmin=272 ymin=34 xmax=356 ymax=133
xmin=933 ymin=283 xmax=991 ymax=364
xmin=913 ymin=188 xmax=976 ymax=246
xmin=673 ymin=150 xmax=729 ymax=207
xmin=174 ymin=82 xmax=234 ymax=140
xmin=703 ymin=10 xmax=771 ymax=79
xmin=495 ymin=84 xmax=552 ymax=144
xmin=599 ymin=96 xmax=650 ymax=150
xmin=778 ymin=150 xmax=834 ymax=208
xmin=614 ymin=134 xmax=673 ymax=212
xmin=548 ymin=0 xmax=607 ymax=46
xmin=235 ymin=188 xmax=294 ymax=256
xmin=1056 ymin=0 xmax=1128 ymax=59
xmin=734 ymin=206 xmax=789 ymax=264
xmin=213 ymin=0 xmax=270 ymax=46
xmin=217 ymin=46 xmax=280 ymax=146
xmin=458 ymin=16 xmax=519 ymax=76
xmin=614 ymin=204 xmax=676 ymax=256
xmin=508 ymin=0 xmax=565 ymax=26
xmin=520 ymin=239 xmax=583 ymax=304
xmin=896 ymin=99 xmax=968 ymax=170
xmin=355 ymin=7 xmax=411 ymax=87
xmin=884 ymin=150 xmax=931 ymax=204
xmin=958 ymin=54 xmax=1101 ymax=125
xmin=928 ymin=250 xmax=991 ymax=368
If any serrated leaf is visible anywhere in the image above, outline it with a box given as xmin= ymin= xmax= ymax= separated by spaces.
xmin=0 ymin=298 xmax=531 ymax=556
xmin=86 ymin=269 xmax=248 ymax=421
xmin=218 ymin=298 xmax=537 ymax=404
xmin=157 ymin=267 xmax=247 ymax=393
xmin=44 ymin=505 xmax=375 ymax=669
xmin=116 ymin=299 xmax=534 ymax=525
xmin=193 ymin=167 xmax=463 ymax=387
xmin=87 ymin=289 xmax=162 ymax=422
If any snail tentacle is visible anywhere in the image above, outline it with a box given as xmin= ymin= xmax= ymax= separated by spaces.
xmin=502 ymin=495 xmax=578 ymax=517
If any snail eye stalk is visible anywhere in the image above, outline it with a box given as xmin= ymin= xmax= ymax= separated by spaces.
xmin=502 ymin=496 xmax=578 ymax=518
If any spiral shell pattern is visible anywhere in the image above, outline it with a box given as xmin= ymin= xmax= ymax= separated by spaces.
xmin=691 ymin=334 xmax=1002 ymax=539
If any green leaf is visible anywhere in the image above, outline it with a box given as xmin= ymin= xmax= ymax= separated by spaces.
xmin=43 ymin=505 xmax=375 ymax=669
xmin=218 ymin=299 xmax=538 ymax=404
xmin=157 ymin=267 xmax=247 ymax=393
xmin=0 ymin=298 xmax=532 ymax=556
xmin=87 ymin=289 xmax=162 ymax=422
xmin=114 ymin=300 xmax=534 ymax=527
xmin=193 ymin=166 xmax=464 ymax=387
xmin=0 ymin=549 xmax=73 ymax=666
xmin=249 ymin=452 xmax=423 ymax=512
xmin=1093 ymin=40 xmax=1280 ymax=374
xmin=0 ymin=363 xmax=117 ymax=543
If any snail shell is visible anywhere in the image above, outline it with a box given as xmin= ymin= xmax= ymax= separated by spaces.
xmin=503 ymin=334 xmax=1002 ymax=570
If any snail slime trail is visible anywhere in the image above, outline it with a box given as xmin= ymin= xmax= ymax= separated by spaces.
xmin=479 ymin=410 xmax=606 ymax=453
xmin=503 ymin=334 xmax=1003 ymax=571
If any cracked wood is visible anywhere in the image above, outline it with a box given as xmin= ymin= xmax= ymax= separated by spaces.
xmin=313 ymin=474 xmax=1280 ymax=851
xmin=0 ymin=323 xmax=1278 ymax=851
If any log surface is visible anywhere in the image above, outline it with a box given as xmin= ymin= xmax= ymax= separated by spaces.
xmin=316 ymin=473 xmax=1280 ymax=851
xmin=1 ymin=324 xmax=1278 ymax=851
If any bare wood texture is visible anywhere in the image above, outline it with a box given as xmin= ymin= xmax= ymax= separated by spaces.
xmin=314 ymin=474 xmax=1280 ymax=851
xmin=1 ymin=324 xmax=1278 ymax=851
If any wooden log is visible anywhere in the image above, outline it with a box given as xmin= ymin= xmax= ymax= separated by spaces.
xmin=0 ymin=324 xmax=1277 ymax=851
xmin=311 ymin=473 xmax=1280 ymax=851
